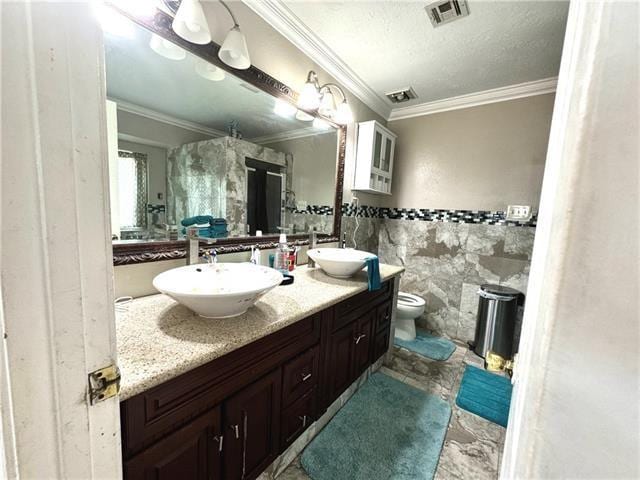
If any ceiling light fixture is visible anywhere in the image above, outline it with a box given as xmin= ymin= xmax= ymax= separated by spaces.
xmin=149 ymin=33 xmax=186 ymax=60
xmin=172 ymin=0 xmax=211 ymax=45
xmin=297 ymin=71 xmax=353 ymax=125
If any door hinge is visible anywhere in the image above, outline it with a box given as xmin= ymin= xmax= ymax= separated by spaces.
xmin=88 ymin=364 xmax=121 ymax=405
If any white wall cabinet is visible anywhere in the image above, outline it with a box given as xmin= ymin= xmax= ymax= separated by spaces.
xmin=353 ymin=120 xmax=397 ymax=195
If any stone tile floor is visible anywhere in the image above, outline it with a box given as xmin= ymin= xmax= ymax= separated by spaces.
xmin=278 ymin=341 xmax=506 ymax=480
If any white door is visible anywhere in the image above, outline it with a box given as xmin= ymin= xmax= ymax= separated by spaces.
xmin=1 ymin=3 xmax=122 ymax=478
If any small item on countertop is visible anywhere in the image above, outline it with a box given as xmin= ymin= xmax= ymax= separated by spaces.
xmin=288 ymin=246 xmax=299 ymax=271
xmin=365 ymin=256 xmax=381 ymax=291
xmin=269 ymin=253 xmax=275 ymax=268
xmin=274 ymin=233 xmax=290 ymax=274
xmin=280 ymin=273 xmax=294 ymax=286
xmin=255 ymin=230 xmax=263 ymax=236
xmin=250 ymin=245 xmax=261 ymax=265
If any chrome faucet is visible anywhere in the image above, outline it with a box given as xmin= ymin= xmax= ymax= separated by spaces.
xmin=202 ymin=249 xmax=217 ymax=266
xmin=186 ymin=226 xmax=218 ymax=265
xmin=307 ymin=229 xmax=318 ymax=268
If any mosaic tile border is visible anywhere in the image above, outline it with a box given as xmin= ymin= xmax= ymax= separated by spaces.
xmin=341 ymin=204 xmax=537 ymax=227
xmin=289 ymin=205 xmax=335 ymax=215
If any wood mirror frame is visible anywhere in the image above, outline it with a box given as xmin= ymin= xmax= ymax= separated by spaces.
xmin=109 ymin=4 xmax=346 ymax=265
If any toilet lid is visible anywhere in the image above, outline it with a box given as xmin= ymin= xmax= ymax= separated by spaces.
xmin=398 ymin=292 xmax=425 ymax=306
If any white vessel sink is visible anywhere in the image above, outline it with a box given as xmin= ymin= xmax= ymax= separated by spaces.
xmin=153 ymin=263 xmax=283 ymax=318
xmin=307 ymin=248 xmax=373 ymax=278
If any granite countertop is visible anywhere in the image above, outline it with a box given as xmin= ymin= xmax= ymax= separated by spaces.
xmin=116 ymin=264 xmax=404 ymax=400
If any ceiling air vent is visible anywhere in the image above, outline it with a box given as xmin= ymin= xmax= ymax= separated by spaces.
xmin=425 ymin=0 xmax=470 ymax=27
xmin=385 ymin=87 xmax=417 ymax=104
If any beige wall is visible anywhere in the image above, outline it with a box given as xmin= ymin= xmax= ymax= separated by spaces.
xmin=268 ymin=131 xmax=338 ymax=207
xmin=385 ymin=94 xmax=555 ymax=211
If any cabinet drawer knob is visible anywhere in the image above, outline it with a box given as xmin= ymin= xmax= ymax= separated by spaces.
xmin=299 ymin=415 xmax=308 ymax=428
xmin=301 ymin=372 xmax=312 ymax=382
xmin=354 ymin=333 xmax=366 ymax=344
xmin=230 ymin=424 xmax=240 ymax=439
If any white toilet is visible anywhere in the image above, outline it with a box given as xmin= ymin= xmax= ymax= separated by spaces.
xmin=394 ymin=292 xmax=426 ymax=341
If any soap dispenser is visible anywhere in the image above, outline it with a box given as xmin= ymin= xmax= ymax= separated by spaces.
xmin=274 ymin=233 xmax=289 ymax=274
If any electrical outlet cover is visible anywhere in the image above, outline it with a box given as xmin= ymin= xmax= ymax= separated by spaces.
xmin=506 ymin=205 xmax=532 ymax=221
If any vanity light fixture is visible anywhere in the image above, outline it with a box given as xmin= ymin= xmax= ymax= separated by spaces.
xmin=172 ymin=0 xmax=211 ymax=45
xmin=297 ymin=71 xmax=353 ymax=125
xmin=217 ymin=1 xmax=251 ymax=70
xmin=149 ymin=33 xmax=187 ymax=60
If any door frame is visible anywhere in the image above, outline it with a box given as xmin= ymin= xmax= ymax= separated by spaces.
xmin=0 ymin=3 xmax=121 ymax=478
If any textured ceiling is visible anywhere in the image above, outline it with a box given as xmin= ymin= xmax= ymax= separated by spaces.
xmin=104 ymin=17 xmax=317 ymax=138
xmin=283 ymin=0 xmax=569 ymax=107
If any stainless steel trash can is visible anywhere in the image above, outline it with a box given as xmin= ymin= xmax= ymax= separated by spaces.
xmin=471 ymin=284 xmax=524 ymax=360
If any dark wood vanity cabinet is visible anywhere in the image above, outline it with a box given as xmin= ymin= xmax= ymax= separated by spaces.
xmin=124 ymin=407 xmax=223 ymax=480
xmin=121 ymin=279 xmax=394 ymax=480
xmin=223 ymin=369 xmax=281 ymax=480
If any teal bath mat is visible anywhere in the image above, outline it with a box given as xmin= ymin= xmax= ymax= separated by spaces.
xmin=301 ymin=373 xmax=451 ymax=480
xmin=456 ymin=365 xmax=513 ymax=427
xmin=395 ymin=331 xmax=456 ymax=361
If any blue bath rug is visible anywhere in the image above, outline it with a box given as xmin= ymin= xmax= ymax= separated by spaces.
xmin=456 ymin=365 xmax=513 ymax=427
xmin=301 ymin=372 xmax=451 ymax=480
xmin=394 ymin=331 xmax=456 ymax=361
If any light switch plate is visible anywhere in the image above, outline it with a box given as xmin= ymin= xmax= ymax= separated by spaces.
xmin=506 ymin=205 xmax=532 ymax=221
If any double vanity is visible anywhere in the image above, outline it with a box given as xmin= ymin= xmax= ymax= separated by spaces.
xmin=117 ymin=263 xmax=404 ymax=479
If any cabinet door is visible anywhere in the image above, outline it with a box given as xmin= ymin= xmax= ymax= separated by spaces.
xmin=325 ymin=320 xmax=358 ymax=405
xmin=124 ymin=407 xmax=222 ymax=480
xmin=223 ymin=369 xmax=282 ymax=480
xmin=353 ymin=310 xmax=374 ymax=377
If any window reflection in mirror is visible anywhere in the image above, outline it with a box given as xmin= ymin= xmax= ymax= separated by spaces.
xmin=104 ymin=11 xmax=339 ymax=244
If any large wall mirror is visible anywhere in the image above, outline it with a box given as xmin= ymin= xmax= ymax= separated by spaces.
xmin=106 ymin=4 xmax=345 ymax=265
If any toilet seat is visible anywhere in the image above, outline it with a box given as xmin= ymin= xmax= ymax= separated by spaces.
xmin=398 ymin=292 xmax=425 ymax=307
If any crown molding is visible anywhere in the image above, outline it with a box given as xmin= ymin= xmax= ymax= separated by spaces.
xmin=249 ymin=126 xmax=335 ymax=145
xmin=110 ymin=98 xmax=227 ymax=138
xmin=389 ymin=77 xmax=558 ymax=121
xmin=242 ymin=0 xmax=392 ymax=120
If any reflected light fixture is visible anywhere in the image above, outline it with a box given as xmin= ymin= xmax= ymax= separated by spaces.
xmin=312 ymin=118 xmax=331 ymax=130
xmin=297 ymin=71 xmax=353 ymax=125
xmin=274 ymin=100 xmax=297 ymax=118
xmin=196 ymin=59 xmax=225 ymax=81
xmin=217 ymin=2 xmax=251 ymax=70
xmin=149 ymin=33 xmax=187 ymax=60
xmin=172 ymin=0 xmax=211 ymax=45
xmin=295 ymin=110 xmax=314 ymax=122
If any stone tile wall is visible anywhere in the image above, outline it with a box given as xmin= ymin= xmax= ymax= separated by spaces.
xmin=377 ymin=219 xmax=535 ymax=343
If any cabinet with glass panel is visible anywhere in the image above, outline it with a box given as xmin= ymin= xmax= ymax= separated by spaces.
xmin=353 ymin=120 xmax=397 ymax=194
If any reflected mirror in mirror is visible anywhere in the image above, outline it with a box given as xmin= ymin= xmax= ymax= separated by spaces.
xmin=104 ymin=12 xmax=339 ymax=244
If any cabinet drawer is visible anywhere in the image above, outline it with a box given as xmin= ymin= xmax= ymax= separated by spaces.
xmin=281 ymin=388 xmax=316 ymax=449
xmin=332 ymin=280 xmax=392 ymax=332
xmin=282 ymin=346 xmax=319 ymax=407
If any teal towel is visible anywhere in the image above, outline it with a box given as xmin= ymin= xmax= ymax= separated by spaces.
xmin=365 ymin=256 xmax=381 ymax=291
xmin=180 ymin=226 xmax=213 ymax=237
xmin=395 ymin=331 xmax=456 ymax=361
xmin=456 ymin=365 xmax=513 ymax=427
xmin=181 ymin=215 xmax=215 ymax=227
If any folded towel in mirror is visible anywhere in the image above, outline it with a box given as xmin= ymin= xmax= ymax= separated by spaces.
xmin=365 ymin=256 xmax=381 ymax=291
xmin=181 ymin=215 xmax=215 ymax=227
